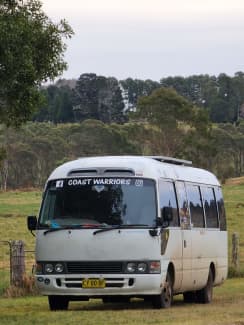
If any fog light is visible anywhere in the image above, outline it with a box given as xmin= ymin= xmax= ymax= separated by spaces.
xmin=45 ymin=264 xmax=54 ymax=273
xmin=44 ymin=278 xmax=50 ymax=285
xmin=137 ymin=263 xmax=147 ymax=273
xmin=126 ymin=262 xmax=136 ymax=273
xmin=55 ymin=263 xmax=64 ymax=273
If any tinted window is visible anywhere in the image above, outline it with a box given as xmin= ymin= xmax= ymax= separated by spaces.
xmin=215 ymin=187 xmax=227 ymax=231
xmin=186 ymin=184 xmax=204 ymax=228
xmin=159 ymin=180 xmax=179 ymax=226
xmin=201 ymin=187 xmax=219 ymax=228
xmin=175 ymin=181 xmax=190 ymax=229
xmin=39 ymin=178 xmax=157 ymax=228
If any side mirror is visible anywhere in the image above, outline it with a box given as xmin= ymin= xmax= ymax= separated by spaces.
xmin=162 ymin=206 xmax=173 ymax=223
xmin=27 ymin=216 xmax=37 ymax=231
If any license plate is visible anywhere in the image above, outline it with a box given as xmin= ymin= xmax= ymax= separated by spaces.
xmin=82 ymin=278 xmax=106 ymax=288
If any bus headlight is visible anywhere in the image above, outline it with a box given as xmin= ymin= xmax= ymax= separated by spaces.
xmin=126 ymin=262 xmax=137 ymax=273
xmin=55 ymin=263 xmax=64 ymax=273
xmin=45 ymin=263 xmax=54 ymax=273
xmin=137 ymin=262 xmax=147 ymax=273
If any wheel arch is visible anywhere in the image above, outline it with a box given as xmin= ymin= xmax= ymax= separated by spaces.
xmin=209 ymin=262 xmax=216 ymax=282
xmin=167 ymin=262 xmax=175 ymax=287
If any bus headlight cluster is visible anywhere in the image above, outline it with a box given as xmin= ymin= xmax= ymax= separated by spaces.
xmin=43 ymin=263 xmax=64 ymax=274
xmin=125 ymin=261 xmax=160 ymax=274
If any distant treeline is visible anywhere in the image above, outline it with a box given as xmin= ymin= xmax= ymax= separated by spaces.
xmin=0 ymin=119 xmax=244 ymax=190
xmin=1 ymin=71 xmax=244 ymax=190
xmin=34 ymin=72 xmax=244 ymax=124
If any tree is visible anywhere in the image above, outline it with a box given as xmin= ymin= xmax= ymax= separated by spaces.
xmin=0 ymin=0 xmax=73 ymax=126
xmin=72 ymin=73 xmax=125 ymax=123
xmin=134 ymin=87 xmax=211 ymax=158
xmin=33 ymin=85 xmax=74 ymax=123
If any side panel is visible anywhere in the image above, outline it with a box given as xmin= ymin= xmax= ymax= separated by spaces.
xmin=191 ymin=229 xmax=228 ymax=288
xmin=161 ymin=228 xmax=183 ymax=291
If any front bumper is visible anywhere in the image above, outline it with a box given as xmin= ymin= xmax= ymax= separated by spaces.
xmin=35 ymin=273 xmax=164 ymax=296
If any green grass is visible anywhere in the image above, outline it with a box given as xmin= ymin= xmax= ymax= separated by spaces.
xmin=0 ymin=279 xmax=243 ymax=324
xmin=0 ymin=190 xmax=41 ymax=216
xmin=0 ymin=187 xmax=243 ymax=323
xmin=223 ymin=183 xmax=244 ymax=272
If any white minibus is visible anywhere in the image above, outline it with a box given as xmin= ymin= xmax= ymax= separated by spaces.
xmin=28 ymin=156 xmax=227 ymax=310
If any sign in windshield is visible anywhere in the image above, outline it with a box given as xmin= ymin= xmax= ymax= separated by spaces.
xmin=39 ymin=178 xmax=157 ymax=229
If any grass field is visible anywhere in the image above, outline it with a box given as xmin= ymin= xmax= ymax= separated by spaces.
xmin=0 ymin=184 xmax=243 ymax=324
xmin=0 ymin=278 xmax=243 ymax=325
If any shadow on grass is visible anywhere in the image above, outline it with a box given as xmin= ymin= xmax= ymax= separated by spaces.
xmin=69 ymin=297 xmax=186 ymax=312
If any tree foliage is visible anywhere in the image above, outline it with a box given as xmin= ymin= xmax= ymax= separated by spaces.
xmin=0 ymin=0 xmax=73 ymax=126
xmin=133 ymin=87 xmax=211 ymax=158
xmin=72 ymin=73 xmax=126 ymax=123
xmin=161 ymin=73 xmax=244 ymax=123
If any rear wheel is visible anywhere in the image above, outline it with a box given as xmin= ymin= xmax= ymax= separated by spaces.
xmin=196 ymin=269 xmax=213 ymax=304
xmin=152 ymin=272 xmax=173 ymax=309
xmin=48 ymin=295 xmax=69 ymax=311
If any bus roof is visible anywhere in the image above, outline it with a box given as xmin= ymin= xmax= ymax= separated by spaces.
xmin=48 ymin=156 xmax=220 ymax=186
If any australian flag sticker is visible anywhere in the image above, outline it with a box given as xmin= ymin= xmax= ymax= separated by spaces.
xmin=56 ymin=180 xmax=64 ymax=188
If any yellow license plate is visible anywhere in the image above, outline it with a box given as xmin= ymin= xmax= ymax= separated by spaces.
xmin=82 ymin=278 xmax=106 ymax=288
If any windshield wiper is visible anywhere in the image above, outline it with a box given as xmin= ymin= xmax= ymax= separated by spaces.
xmin=93 ymin=224 xmax=148 ymax=235
xmin=43 ymin=225 xmax=83 ymax=235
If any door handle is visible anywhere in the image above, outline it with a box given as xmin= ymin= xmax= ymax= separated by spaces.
xmin=184 ymin=240 xmax=187 ymax=248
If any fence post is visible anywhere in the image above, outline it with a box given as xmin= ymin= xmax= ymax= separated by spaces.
xmin=10 ymin=240 xmax=25 ymax=286
xmin=232 ymin=232 xmax=240 ymax=271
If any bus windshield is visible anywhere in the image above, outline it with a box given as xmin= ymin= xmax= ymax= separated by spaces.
xmin=39 ymin=177 xmax=157 ymax=228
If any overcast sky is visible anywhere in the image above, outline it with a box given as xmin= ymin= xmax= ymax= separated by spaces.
xmin=41 ymin=0 xmax=244 ymax=81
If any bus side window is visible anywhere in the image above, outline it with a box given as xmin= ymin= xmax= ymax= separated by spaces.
xmin=201 ymin=186 xmax=219 ymax=228
xmin=215 ymin=187 xmax=227 ymax=231
xmin=175 ymin=181 xmax=190 ymax=229
xmin=186 ymin=184 xmax=205 ymax=228
xmin=158 ymin=180 xmax=179 ymax=227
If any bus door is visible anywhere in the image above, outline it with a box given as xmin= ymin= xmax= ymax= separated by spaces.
xmin=175 ymin=181 xmax=192 ymax=291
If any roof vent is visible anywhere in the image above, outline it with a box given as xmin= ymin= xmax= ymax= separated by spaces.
xmin=67 ymin=168 xmax=135 ymax=177
xmin=67 ymin=169 xmax=98 ymax=177
xmin=103 ymin=168 xmax=135 ymax=176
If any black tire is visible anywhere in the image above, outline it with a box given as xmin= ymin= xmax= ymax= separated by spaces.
xmin=183 ymin=291 xmax=196 ymax=303
xmin=48 ymin=295 xmax=69 ymax=311
xmin=152 ymin=272 xmax=173 ymax=309
xmin=196 ymin=269 xmax=213 ymax=304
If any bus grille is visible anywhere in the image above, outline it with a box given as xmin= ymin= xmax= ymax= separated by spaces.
xmin=66 ymin=262 xmax=123 ymax=274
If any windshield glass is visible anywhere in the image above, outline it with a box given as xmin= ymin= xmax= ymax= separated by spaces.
xmin=39 ymin=177 xmax=157 ymax=228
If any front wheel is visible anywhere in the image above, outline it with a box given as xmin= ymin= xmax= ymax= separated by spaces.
xmin=196 ymin=269 xmax=213 ymax=304
xmin=48 ymin=295 xmax=69 ymax=311
xmin=152 ymin=272 xmax=173 ymax=309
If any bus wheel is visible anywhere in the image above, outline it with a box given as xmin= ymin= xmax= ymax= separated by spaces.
xmin=48 ymin=295 xmax=69 ymax=311
xmin=196 ymin=269 xmax=213 ymax=304
xmin=152 ymin=272 xmax=173 ymax=309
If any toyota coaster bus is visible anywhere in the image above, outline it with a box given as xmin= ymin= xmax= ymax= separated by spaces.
xmin=27 ymin=156 xmax=228 ymax=310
